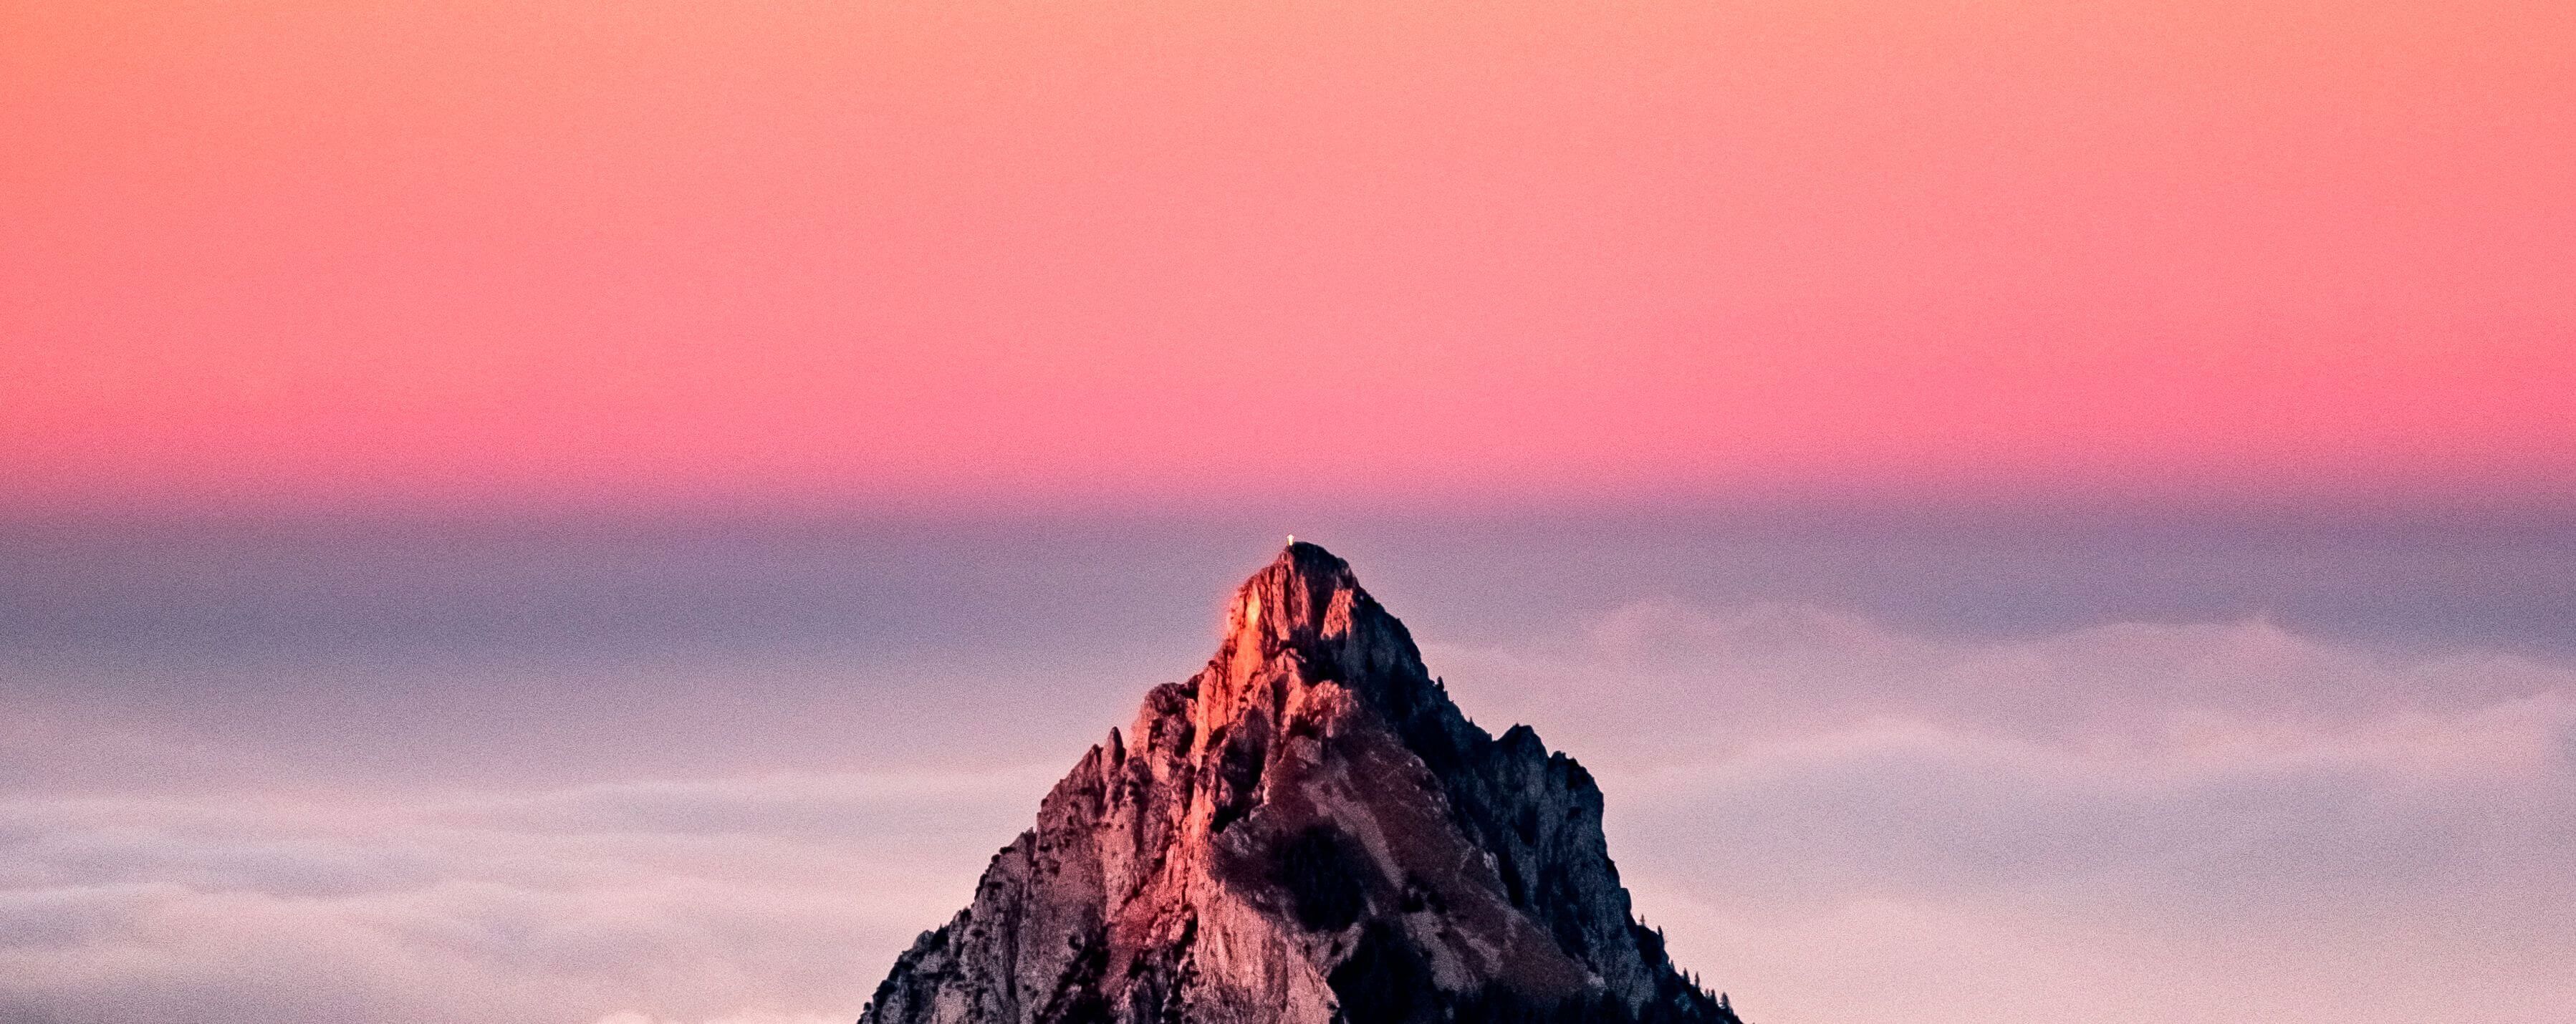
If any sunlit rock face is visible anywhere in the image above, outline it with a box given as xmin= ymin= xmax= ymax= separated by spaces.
xmin=860 ymin=543 xmax=1742 ymax=1024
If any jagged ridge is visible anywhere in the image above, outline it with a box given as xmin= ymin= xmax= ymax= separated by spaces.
xmin=861 ymin=542 xmax=1744 ymax=1024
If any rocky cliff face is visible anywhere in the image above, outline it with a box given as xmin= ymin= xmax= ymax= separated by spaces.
xmin=861 ymin=543 xmax=1743 ymax=1024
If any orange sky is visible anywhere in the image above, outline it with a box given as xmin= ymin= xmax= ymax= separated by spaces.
xmin=4 ymin=1 xmax=2571 ymax=511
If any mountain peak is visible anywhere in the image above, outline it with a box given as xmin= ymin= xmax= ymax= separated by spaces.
xmin=1226 ymin=540 xmax=1355 ymax=643
xmin=1216 ymin=541 xmax=1424 ymax=707
xmin=861 ymin=545 xmax=1743 ymax=1024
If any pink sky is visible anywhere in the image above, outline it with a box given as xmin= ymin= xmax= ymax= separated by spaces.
xmin=4 ymin=0 xmax=2571 ymax=511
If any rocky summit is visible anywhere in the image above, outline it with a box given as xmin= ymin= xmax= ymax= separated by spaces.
xmin=860 ymin=542 xmax=1744 ymax=1024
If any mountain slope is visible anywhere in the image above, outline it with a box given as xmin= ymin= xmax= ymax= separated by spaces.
xmin=861 ymin=542 xmax=1744 ymax=1024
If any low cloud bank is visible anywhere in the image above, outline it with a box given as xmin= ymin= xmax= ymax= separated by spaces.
xmin=0 ymin=775 xmax=1042 ymax=1024
xmin=5 ymin=604 xmax=2571 ymax=1023
xmin=1432 ymin=603 xmax=2576 ymax=1024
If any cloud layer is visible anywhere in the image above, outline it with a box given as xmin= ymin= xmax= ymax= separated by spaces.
xmin=0 ymin=775 xmax=1040 ymax=1024
xmin=1431 ymin=604 xmax=2576 ymax=1023
xmin=6 ymin=601 xmax=2570 ymax=1023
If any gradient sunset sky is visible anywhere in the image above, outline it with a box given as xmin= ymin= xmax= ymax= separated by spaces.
xmin=4 ymin=4 xmax=2574 ymax=1024
xmin=6 ymin=0 xmax=2572 ymax=512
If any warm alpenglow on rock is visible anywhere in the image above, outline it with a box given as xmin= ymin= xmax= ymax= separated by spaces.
xmin=862 ymin=543 xmax=1744 ymax=1024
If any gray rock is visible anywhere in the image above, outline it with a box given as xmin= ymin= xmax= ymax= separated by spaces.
xmin=861 ymin=543 xmax=1744 ymax=1024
